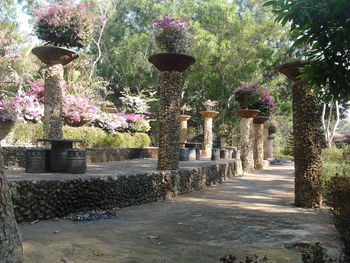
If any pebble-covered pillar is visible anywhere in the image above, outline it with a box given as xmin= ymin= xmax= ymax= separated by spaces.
xmin=240 ymin=118 xmax=254 ymax=172
xmin=293 ymin=80 xmax=322 ymax=207
xmin=157 ymin=71 xmax=183 ymax=170
xmin=253 ymin=124 xmax=264 ymax=169
xmin=44 ymin=65 xmax=64 ymax=139
xmin=267 ymin=137 xmax=274 ymax=158
xmin=199 ymin=111 xmax=219 ymax=158
xmin=263 ymin=128 xmax=269 ymax=159
xmin=178 ymin=115 xmax=191 ymax=148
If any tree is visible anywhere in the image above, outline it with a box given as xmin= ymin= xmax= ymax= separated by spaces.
xmin=264 ymin=0 xmax=350 ymax=100
xmin=0 ymin=146 xmax=23 ymax=263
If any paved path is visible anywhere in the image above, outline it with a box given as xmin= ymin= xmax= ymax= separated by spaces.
xmin=20 ymin=166 xmax=343 ymax=263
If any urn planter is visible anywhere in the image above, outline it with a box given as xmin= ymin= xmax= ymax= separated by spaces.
xmin=178 ymin=115 xmax=191 ymax=122
xmin=253 ymin=116 xmax=269 ymax=124
xmin=278 ymin=61 xmax=308 ymax=81
xmin=0 ymin=121 xmax=14 ymax=140
xmin=32 ymin=46 xmax=79 ymax=66
xmin=148 ymin=53 xmax=195 ymax=72
xmin=263 ymin=121 xmax=273 ymax=129
xmin=234 ymin=109 xmax=260 ymax=119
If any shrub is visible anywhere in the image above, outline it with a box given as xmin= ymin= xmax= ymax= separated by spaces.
xmin=234 ymin=82 xmax=261 ymax=109
xmin=9 ymin=121 xmax=44 ymax=144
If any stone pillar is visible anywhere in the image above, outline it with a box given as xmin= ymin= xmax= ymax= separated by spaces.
xmin=199 ymin=111 xmax=219 ymax=158
xmin=240 ymin=118 xmax=254 ymax=172
xmin=253 ymin=124 xmax=264 ymax=169
xmin=293 ymin=80 xmax=322 ymax=207
xmin=157 ymin=72 xmax=183 ymax=170
xmin=179 ymin=115 xmax=191 ymax=148
xmin=220 ymin=135 xmax=228 ymax=148
xmin=263 ymin=128 xmax=269 ymax=159
xmin=267 ymin=137 xmax=274 ymax=158
xmin=44 ymin=65 xmax=64 ymax=139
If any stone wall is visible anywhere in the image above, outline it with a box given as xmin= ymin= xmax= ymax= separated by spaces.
xmin=2 ymin=147 xmax=158 ymax=168
xmin=9 ymin=161 xmax=240 ymax=222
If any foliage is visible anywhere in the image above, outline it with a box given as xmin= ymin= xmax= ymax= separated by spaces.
xmin=32 ymin=0 xmax=95 ymax=48
xmin=249 ymin=88 xmax=276 ymax=117
xmin=268 ymin=125 xmax=276 ymax=135
xmin=264 ymin=0 xmax=350 ymax=100
xmin=153 ymin=14 xmax=192 ymax=53
xmin=0 ymin=99 xmax=16 ymax=122
xmin=8 ymin=121 xmax=44 ymax=144
xmin=281 ymin=132 xmax=293 ymax=156
xmin=220 ymin=254 xmax=268 ymax=263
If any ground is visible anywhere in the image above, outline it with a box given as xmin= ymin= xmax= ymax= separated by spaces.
xmin=19 ymin=166 xmax=343 ymax=263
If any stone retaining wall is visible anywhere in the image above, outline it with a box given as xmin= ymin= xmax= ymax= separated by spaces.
xmin=2 ymin=147 xmax=158 ymax=167
xmin=9 ymin=161 xmax=240 ymax=222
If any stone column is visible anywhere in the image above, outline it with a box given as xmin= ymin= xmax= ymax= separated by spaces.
xmin=263 ymin=128 xmax=269 ymax=159
xmin=267 ymin=137 xmax=274 ymax=158
xmin=279 ymin=61 xmax=322 ymax=208
xmin=178 ymin=115 xmax=191 ymax=148
xmin=157 ymin=72 xmax=183 ymax=170
xmin=292 ymin=80 xmax=322 ymax=207
xmin=199 ymin=111 xmax=219 ymax=158
xmin=240 ymin=118 xmax=254 ymax=172
xmin=44 ymin=65 xmax=64 ymax=139
xmin=253 ymin=124 xmax=264 ymax=169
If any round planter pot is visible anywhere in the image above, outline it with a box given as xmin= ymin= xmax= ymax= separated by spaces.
xmin=278 ymin=61 xmax=308 ymax=81
xmin=0 ymin=121 xmax=14 ymax=140
xmin=148 ymin=53 xmax=195 ymax=72
xmin=178 ymin=115 xmax=191 ymax=122
xmin=253 ymin=116 xmax=269 ymax=124
xmin=102 ymin=107 xmax=117 ymax=113
xmin=199 ymin=111 xmax=219 ymax=118
xmin=233 ymin=109 xmax=260 ymax=119
xmin=263 ymin=121 xmax=273 ymax=129
xmin=32 ymin=46 xmax=79 ymax=66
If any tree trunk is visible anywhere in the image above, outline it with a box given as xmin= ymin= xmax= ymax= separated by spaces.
xmin=157 ymin=71 xmax=183 ymax=170
xmin=293 ymin=80 xmax=322 ymax=208
xmin=44 ymin=64 xmax=64 ymax=139
xmin=0 ymin=144 xmax=23 ymax=262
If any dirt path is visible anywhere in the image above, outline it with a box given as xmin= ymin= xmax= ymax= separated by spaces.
xmin=20 ymin=166 xmax=343 ymax=263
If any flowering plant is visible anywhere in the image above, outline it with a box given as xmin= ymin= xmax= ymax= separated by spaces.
xmin=234 ymin=82 xmax=262 ymax=109
xmin=32 ymin=1 xmax=94 ymax=48
xmin=180 ymin=104 xmax=192 ymax=114
xmin=249 ymin=88 xmax=276 ymax=117
xmin=62 ymin=95 xmax=100 ymax=126
xmin=153 ymin=14 xmax=192 ymax=53
xmin=95 ymin=113 xmax=128 ymax=134
xmin=0 ymin=100 xmax=16 ymax=122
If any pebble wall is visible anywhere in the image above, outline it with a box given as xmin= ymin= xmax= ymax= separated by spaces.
xmin=9 ymin=161 xmax=241 ymax=222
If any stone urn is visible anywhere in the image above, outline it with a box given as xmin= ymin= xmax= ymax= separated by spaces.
xmin=253 ymin=116 xmax=269 ymax=124
xmin=101 ymin=107 xmax=117 ymax=113
xmin=0 ymin=121 xmax=14 ymax=140
xmin=32 ymin=46 xmax=79 ymax=66
xmin=234 ymin=109 xmax=260 ymax=119
xmin=199 ymin=111 xmax=219 ymax=119
xmin=178 ymin=115 xmax=191 ymax=122
xmin=263 ymin=121 xmax=273 ymax=129
xmin=148 ymin=53 xmax=195 ymax=72
xmin=278 ymin=61 xmax=308 ymax=81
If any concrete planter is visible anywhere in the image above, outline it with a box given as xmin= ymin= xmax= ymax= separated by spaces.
xmin=32 ymin=46 xmax=79 ymax=66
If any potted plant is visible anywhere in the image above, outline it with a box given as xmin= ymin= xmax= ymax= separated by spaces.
xmin=233 ymin=82 xmax=261 ymax=118
xmin=251 ymin=88 xmax=276 ymax=124
xmin=149 ymin=14 xmax=195 ymax=72
xmin=268 ymin=125 xmax=277 ymax=139
xmin=199 ymin=100 xmax=219 ymax=118
xmin=0 ymin=100 xmax=16 ymax=140
xmin=31 ymin=1 xmax=95 ymax=65
xmin=179 ymin=104 xmax=192 ymax=121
